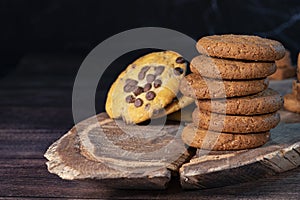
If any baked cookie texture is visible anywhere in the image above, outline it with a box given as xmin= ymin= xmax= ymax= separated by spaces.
xmin=180 ymin=73 xmax=269 ymax=99
xmin=283 ymin=53 xmax=300 ymax=113
xmin=269 ymin=50 xmax=296 ymax=80
xmin=284 ymin=93 xmax=300 ymax=113
xmin=181 ymin=123 xmax=270 ymax=150
xmin=196 ymin=34 xmax=285 ymax=61
xmin=275 ymin=50 xmax=292 ymax=68
xmin=191 ymin=55 xmax=276 ymax=80
xmin=180 ymin=34 xmax=285 ymax=151
xmin=196 ymin=88 xmax=283 ymax=115
xmin=105 ymin=51 xmax=187 ymax=124
xmin=192 ymin=109 xmax=280 ymax=133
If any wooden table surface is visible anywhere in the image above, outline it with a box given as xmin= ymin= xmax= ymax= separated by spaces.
xmin=1 ymin=54 xmax=299 ymax=199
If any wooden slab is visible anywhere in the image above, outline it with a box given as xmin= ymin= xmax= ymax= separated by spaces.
xmin=44 ymin=112 xmax=195 ymax=190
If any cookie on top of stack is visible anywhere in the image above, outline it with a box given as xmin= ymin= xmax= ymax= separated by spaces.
xmin=180 ymin=34 xmax=285 ymax=151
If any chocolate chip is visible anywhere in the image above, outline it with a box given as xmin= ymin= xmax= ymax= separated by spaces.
xmin=153 ymin=79 xmax=162 ymax=88
xmin=145 ymin=103 xmax=151 ymax=110
xmin=138 ymin=66 xmax=150 ymax=80
xmin=133 ymin=86 xmax=143 ymax=96
xmin=154 ymin=66 xmax=165 ymax=75
xmin=176 ymin=57 xmax=185 ymax=64
xmin=134 ymin=98 xmax=143 ymax=107
xmin=125 ymin=95 xmax=135 ymax=103
xmin=123 ymin=84 xmax=136 ymax=92
xmin=143 ymin=83 xmax=152 ymax=92
xmin=174 ymin=67 xmax=184 ymax=76
xmin=146 ymin=91 xmax=156 ymax=100
xmin=146 ymin=74 xmax=156 ymax=83
xmin=125 ymin=79 xmax=138 ymax=86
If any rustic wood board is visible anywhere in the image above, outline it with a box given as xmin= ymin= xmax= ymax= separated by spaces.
xmin=44 ymin=112 xmax=195 ymax=190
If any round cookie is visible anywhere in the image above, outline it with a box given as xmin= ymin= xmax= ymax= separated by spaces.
xmin=192 ymin=109 xmax=280 ymax=133
xmin=275 ymin=50 xmax=292 ymax=68
xmin=196 ymin=88 xmax=283 ymax=115
xmin=284 ymin=93 xmax=300 ymax=113
xmin=191 ymin=55 xmax=276 ymax=80
xmin=179 ymin=73 xmax=269 ymax=99
xmin=196 ymin=34 xmax=285 ymax=61
xmin=105 ymin=51 xmax=187 ymax=124
xmin=181 ymin=123 xmax=270 ymax=150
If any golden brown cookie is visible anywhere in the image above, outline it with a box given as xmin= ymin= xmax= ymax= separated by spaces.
xmin=269 ymin=65 xmax=296 ymax=80
xmin=192 ymin=109 xmax=280 ymax=133
xmin=191 ymin=55 xmax=276 ymax=80
xmin=181 ymin=123 xmax=270 ymax=150
xmin=284 ymin=93 xmax=300 ymax=113
xmin=275 ymin=50 xmax=292 ymax=68
xmin=179 ymin=73 xmax=269 ymax=99
xmin=292 ymin=80 xmax=300 ymax=100
xmin=196 ymin=34 xmax=285 ymax=61
xmin=105 ymin=51 xmax=187 ymax=124
xmin=196 ymin=88 xmax=283 ymax=115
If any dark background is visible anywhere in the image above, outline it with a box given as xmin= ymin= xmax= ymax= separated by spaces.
xmin=1 ymin=0 xmax=300 ymax=72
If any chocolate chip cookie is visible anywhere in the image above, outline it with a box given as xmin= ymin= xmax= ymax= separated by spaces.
xmin=179 ymin=73 xmax=269 ymax=99
xmin=191 ymin=55 xmax=276 ymax=80
xmin=196 ymin=88 xmax=283 ymax=115
xmin=181 ymin=123 xmax=270 ymax=150
xmin=105 ymin=51 xmax=187 ymax=124
xmin=196 ymin=34 xmax=285 ymax=61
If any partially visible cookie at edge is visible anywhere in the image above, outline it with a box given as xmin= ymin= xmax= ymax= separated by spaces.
xmin=284 ymin=93 xmax=300 ymax=113
xmin=196 ymin=34 xmax=285 ymax=61
xmin=105 ymin=51 xmax=187 ymax=124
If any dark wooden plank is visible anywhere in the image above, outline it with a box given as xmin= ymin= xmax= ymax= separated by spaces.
xmin=0 ymin=129 xmax=65 ymax=159
xmin=0 ymin=106 xmax=74 ymax=129
xmin=0 ymin=88 xmax=72 ymax=107
xmin=0 ymin=158 xmax=300 ymax=199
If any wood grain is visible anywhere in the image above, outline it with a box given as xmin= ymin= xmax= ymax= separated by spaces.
xmin=44 ymin=112 xmax=195 ymax=189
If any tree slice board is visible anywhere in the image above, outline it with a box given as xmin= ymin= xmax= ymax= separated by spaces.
xmin=44 ymin=112 xmax=195 ymax=190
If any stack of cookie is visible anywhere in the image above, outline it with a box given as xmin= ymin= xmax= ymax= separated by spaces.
xmin=180 ymin=34 xmax=285 ymax=150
